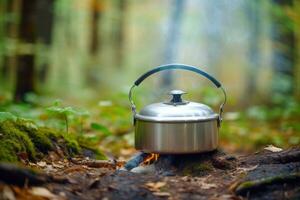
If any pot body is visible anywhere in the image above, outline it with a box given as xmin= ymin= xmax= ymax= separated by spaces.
xmin=135 ymin=119 xmax=218 ymax=154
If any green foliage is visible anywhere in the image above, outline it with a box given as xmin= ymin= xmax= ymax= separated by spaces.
xmin=46 ymin=100 xmax=90 ymax=134
xmin=91 ymin=122 xmax=112 ymax=137
xmin=0 ymin=112 xmax=17 ymax=122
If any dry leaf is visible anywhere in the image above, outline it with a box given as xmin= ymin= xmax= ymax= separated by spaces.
xmin=145 ymin=182 xmax=166 ymax=192
xmin=120 ymin=148 xmax=135 ymax=156
xmin=200 ymin=182 xmax=217 ymax=190
xmin=264 ymin=145 xmax=283 ymax=152
xmin=52 ymin=163 xmax=64 ymax=169
xmin=214 ymin=194 xmax=239 ymax=200
xmin=153 ymin=192 xmax=171 ymax=197
xmin=2 ymin=186 xmax=16 ymax=200
xmin=236 ymin=165 xmax=258 ymax=173
xmin=37 ymin=161 xmax=47 ymax=167
xmin=17 ymin=152 xmax=28 ymax=161
xmin=30 ymin=187 xmax=58 ymax=199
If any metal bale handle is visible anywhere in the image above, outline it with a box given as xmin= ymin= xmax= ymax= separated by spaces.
xmin=129 ymin=63 xmax=227 ymax=125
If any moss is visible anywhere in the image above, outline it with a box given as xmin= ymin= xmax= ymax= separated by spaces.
xmin=75 ymin=135 xmax=107 ymax=159
xmin=182 ymin=161 xmax=213 ymax=176
xmin=79 ymin=143 xmax=107 ymax=160
xmin=63 ymin=134 xmax=81 ymax=155
xmin=15 ymin=120 xmax=53 ymax=153
xmin=0 ymin=119 xmax=106 ymax=163
xmin=0 ymin=141 xmax=18 ymax=162
xmin=35 ymin=126 xmax=81 ymax=155
xmin=235 ymin=173 xmax=300 ymax=195
xmin=0 ymin=120 xmax=36 ymax=161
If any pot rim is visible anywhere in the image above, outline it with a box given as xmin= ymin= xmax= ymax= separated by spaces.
xmin=135 ymin=113 xmax=219 ymax=122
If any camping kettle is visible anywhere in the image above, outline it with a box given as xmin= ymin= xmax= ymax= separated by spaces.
xmin=129 ymin=64 xmax=226 ymax=154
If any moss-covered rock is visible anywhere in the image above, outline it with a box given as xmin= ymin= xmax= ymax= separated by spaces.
xmin=75 ymin=134 xmax=106 ymax=160
xmin=0 ymin=120 xmax=36 ymax=162
xmin=0 ymin=119 xmax=98 ymax=162
xmin=15 ymin=120 xmax=53 ymax=153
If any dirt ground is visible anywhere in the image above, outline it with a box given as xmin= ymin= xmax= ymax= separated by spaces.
xmin=0 ymin=147 xmax=300 ymax=200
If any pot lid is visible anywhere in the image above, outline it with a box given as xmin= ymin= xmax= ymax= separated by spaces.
xmin=135 ymin=90 xmax=219 ymax=122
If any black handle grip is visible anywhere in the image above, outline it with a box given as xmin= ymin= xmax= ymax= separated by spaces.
xmin=134 ymin=64 xmax=221 ymax=88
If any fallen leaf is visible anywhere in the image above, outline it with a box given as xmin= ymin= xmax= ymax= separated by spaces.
xmin=145 ymin=182 xmax=166 ymax=192
xmin=264 ymin=145 xmax=283 ymax=152
xmin=216 ymin=194 xmax=239 ymax=200
xmin=236 ymin=165 xmax=258 ymax=173
xmin=200 ymin=182 xmax=217 ymax=189
xmin=28 ymin=162 xmax=37 ymax=167
xmin=62 ymin=165 xmax=86 ymax=174
xmin=120 ymin=148 xmax=135 ymax=156
xmin=153 ymin=192 xmax=171 ymax=197
xmin=30 ymin=187 xmax=58 ymax=199
xmin=17 ymin=152 xmax=28 ymax=161
xmin=2 ymin=186 xmax=16 ymax=200
xmin=48 ymin=151 xmax=61 ymax=162
xmin=37 ymin=161 xmax=47 ymax=168
xmin=52 ymin=163 xmax=64 ymax=169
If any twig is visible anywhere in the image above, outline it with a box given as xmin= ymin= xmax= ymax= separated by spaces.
xmin=71 ymin=158 xmax=125 ymax=169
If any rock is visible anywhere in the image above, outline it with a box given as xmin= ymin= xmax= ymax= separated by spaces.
xmin=131 ymin=164 xmax=156 ymax=174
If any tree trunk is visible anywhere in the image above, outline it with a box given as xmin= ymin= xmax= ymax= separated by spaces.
xmin=271 ymin=0 xmax=296 ymax=96
xmin=36 ymin=0 xmax=54 ymax=84
xmin=86 ymin=0 xmax=102 ymax=86
xmin=14 ymin=0 xmax=36 ymax=102
xmin=294 ymin=2 xmax=300 ymax=100
xmin=244 ymin=0 xmax=262 ymax=104
xmin=1 ymin=0 xmax=22 ymax=90
xmin=90 ymin=0 xmax=101 ymax=55
xmin=113 ymin=0 xmax=126 ymax=68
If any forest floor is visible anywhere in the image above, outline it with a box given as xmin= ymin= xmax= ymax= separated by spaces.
xmin=1 ymin=147 xmax=300 ymax=200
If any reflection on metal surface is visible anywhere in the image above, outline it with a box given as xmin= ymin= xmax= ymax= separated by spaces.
xmin=135 ymin=120 xmax=218 ymax=154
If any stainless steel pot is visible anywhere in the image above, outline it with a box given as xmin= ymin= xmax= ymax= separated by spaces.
xmin=129 ymin=64 xmax=226 ymax=154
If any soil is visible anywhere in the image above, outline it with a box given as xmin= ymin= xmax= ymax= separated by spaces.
xmin=1 ymin=147 xmax=300 ymax=200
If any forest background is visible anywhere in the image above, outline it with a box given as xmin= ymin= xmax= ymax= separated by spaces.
xmin=0 ymin=0 xmax=299 ymax=159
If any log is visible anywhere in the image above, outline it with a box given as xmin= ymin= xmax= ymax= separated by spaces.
xmin=235 ymin=172 xmax=300 ymax=195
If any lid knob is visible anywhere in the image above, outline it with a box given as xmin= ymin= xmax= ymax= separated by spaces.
xmin=168 ymin=90 xmax=188 ymax=105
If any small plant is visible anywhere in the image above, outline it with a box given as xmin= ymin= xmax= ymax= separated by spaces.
xmin=47 ymin=100 xmax=74 ymax=133
xmin=46 ymin=100 xmax=91 ymax=134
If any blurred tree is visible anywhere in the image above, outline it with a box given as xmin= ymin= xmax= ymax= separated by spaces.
xmin=271 ymin=0 xmax=296 ymax=99
xmin=1 ymin=0 xmax=21 ymax=89
xmin=244 ymin=0 xmax=262 ymax=104
xmin=203 ymin=0 xmax=225 ymax=74
xmin=90 ymin=0 xmax=102 ymax=54
xmin=294 ymin=2 xmax=300 ymax=99
xmin=113 ymin=0 xmax=127 ymax=68
xmin=36 ymin=0 xmax=54 ymax=83
xmin=86 ymin=0 xmax=103 ymax=86
xmin=14 ymin=0 xmax=36 ymax=102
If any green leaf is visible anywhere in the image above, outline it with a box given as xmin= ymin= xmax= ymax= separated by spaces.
xmin=61 ymin=107 xmax=77 ymax=115
xmin=47 ymin=106 xmax=64 ymax=114
xmin=90 ymin=122 xmax=111 ymax=137
xmin=0 ymin=112 xmax=17 ymax=122
xmin=53 ymin=99 xmax=62 ymax=106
